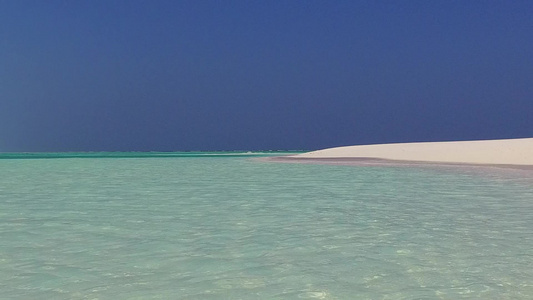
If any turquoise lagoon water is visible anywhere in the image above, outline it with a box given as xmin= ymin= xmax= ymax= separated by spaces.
xmin=0 ymin=153 xmax=532 ymax=299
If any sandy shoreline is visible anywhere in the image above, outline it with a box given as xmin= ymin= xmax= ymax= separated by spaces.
xmin=269 ymin=138 xmax=533 ymax=168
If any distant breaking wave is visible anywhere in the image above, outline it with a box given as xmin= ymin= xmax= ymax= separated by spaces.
xmin=0 ymin=151 xmax=302 ymax=160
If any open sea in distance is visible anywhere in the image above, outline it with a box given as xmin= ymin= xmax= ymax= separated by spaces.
xmin=0 ymin=152 xmax=532 ymax=299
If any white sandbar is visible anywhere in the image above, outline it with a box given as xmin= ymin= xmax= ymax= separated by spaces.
xmin=292 ymin=138 xmax=533 ymax=166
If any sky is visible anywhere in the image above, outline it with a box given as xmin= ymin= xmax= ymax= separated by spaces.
xmin=1 ymin=0 xmax=532 ymax=152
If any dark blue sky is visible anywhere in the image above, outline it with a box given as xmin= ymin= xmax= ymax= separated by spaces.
xmin=1 ymin=0 xmax=532 ymax=151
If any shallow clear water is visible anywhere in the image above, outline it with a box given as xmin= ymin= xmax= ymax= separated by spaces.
xmin=1 ymin=154 xmax=532 ymax=299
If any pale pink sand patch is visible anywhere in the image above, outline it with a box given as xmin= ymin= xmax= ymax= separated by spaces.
xmin=292 ymin=138 xmax=533 ymax=166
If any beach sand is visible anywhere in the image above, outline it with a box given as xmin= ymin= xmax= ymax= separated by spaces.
xmin=278 ymin=138 xmax=533 ymax=167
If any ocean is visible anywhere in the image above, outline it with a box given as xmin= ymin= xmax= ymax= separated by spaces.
xmin=1 ymin=153 xmax=532 ymax=299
